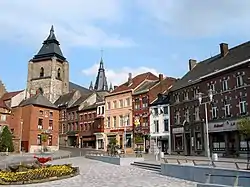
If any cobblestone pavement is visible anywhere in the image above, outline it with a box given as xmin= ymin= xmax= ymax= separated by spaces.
xmin=9 ymin=157 xmax=196 ymax=187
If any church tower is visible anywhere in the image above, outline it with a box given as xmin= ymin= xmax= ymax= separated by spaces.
xmin=26 ymin=26 xmax=69 ymax=103
xmin=92 ymin=58 xmax=108 ymax=91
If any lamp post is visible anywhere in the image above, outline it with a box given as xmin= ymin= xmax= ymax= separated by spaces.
xmin=20 ymin=120 xmax=23 ymax=153
xmin=123 ymin=114 xmax=129 ymax=154
xmin=197 ymin=89 xmax=213 ymax=163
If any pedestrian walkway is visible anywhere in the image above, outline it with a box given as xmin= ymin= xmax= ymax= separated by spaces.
xmin=143 ymin=154 xmax=249 ymax=170
xmin=9 ymin=157 xmax=196 ymax=187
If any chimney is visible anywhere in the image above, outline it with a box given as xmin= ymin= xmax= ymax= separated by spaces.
xmin=189 ymin=59 xmax=197 ymax=71
xmin=128 ymin=73 xmax=132 ymax=85
xmin=159 ymin=74 xmax=163 ymax=81
xmin=114 ymin=86 xmax=118 ymax=89
xmin=220 ymin=43 xmax=228 ymax=57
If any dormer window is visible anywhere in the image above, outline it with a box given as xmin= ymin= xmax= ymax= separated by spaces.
xmin=57 ymin=68 xmax=61 ymax=79
xmin=40 ymin=67 xmax=44 ymax=77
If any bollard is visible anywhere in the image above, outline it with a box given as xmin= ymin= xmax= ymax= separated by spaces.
xmin=234 ymin=175 xmax=239 ymax=187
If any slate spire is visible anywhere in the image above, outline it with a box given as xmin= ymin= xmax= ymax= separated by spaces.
xmin=89 ymin=81 xmax=93 ymax=90
xmin=33 ymin=25 xmax=66 ymax=61
xmin=94 ymin=57 xmax=108 ymax=91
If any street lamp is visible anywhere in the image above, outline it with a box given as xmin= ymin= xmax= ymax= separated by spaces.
xmin=20 ymin=120 xmax=23 ymax=153
xmin=123 ymin=114 xmax=129 ymax=154
xmin=198 ymin=89 xmax=213 ymax=164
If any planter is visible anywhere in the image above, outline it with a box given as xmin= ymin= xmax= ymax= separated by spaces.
xmin=85 ymin=155 xmax=144 ymax=166
xmin=0 ymin=164 xmax=79 ymax=185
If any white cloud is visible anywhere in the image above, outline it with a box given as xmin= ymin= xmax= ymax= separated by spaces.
xmin=137 ymin=0 xmax=250 ymax=38
xmin=0 ymin=0 xmax=135 ymax=48
xmin=82 ymin=63 xmax=160 ymax=86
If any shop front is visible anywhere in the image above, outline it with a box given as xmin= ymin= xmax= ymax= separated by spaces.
xmin=172 ymin=122 xmax=205 ymax=156
xmin=150 ymin=134 xmax=170 ymax=154
xmin=208 ymin=120 xmax=240 ymax=157
xmin=94 ymin=132 xmax=105 ymax=150
xmin=172 ymin=126 xmax=184 ymax=154
xmin=81 ymin=136 xmax=95 ymax=148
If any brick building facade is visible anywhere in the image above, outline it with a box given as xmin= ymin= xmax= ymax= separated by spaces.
xmin=170 ymin=42 xmax=250 ymax=157
xmin=132 ymin=74 xmax=176 ymax=152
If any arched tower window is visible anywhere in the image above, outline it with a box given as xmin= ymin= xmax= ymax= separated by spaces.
xmin=40 ymin=67 xmax=44 ymax=78
xmin=57 ymin=68 xmax=61 ymax=79
xmin=38 ymin=87 xmax=44 ymax=95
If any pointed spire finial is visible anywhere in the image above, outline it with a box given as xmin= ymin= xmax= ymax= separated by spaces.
xmin=50 ymin=25 xmax=54 ymax=33
xmin=109 ymin=82 xmax=113 ymax=92
xmin=89 ymin=81 xmax=93 ymax=90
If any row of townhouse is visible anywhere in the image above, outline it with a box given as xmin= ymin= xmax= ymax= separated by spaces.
xmin=169 ymin=42 xmax=250 ymax=158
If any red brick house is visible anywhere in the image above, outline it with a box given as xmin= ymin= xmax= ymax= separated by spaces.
xmin=132 ymin=74 xmax=176 ymax=151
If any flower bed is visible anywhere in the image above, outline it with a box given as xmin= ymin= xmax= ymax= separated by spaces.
xmin=0 ymin=164 xmax=79 ymax=185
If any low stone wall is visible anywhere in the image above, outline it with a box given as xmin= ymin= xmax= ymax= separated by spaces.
xmin=161 ymin=163 xmax=250 ymax=187
xmin=85 ymin=155 xmax=144 ymax=166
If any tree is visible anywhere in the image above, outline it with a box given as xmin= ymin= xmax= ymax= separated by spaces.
xmin=41 ymin=133 xmax=48 ymax=152
xmin=238 ymin=117 xmax=250 ymax=169
xmin=0 ymin=126 xmax=14 ymax=152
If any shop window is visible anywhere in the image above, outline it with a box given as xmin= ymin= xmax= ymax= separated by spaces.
xmin=212 ymin=133 xmax=225 ymax=151
xmin=195 ymin=132 xmax=202 ymax=150
xmin=174 ymin=135 xmax=183 ymax=151
xmin=125 ymin=134 xmax=132 ymax=148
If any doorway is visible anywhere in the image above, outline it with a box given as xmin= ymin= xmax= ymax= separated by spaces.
xmin=185 ymin=133 xmax=191 ymax=156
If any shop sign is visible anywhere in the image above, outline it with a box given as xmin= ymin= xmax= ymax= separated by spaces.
xmin=208 ymin=120 xmax=238 ymax=132
xmin=172 ymin=127 xmax=184 ymax=134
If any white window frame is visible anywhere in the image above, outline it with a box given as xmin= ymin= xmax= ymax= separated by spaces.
xmin=175 ymin=112 xmax=180 ymax=124
xmin=119 ymin=99 xmax=123 ymax=108
xmin=107 ymin=117 xmax=110 ymax=128
xmin=224 ymin=104 xmax=230 ymax=117
xmin=236 ymin=75 xmax=243 ymax=87
xmin=0 ymin=114 xmax=6 ymax=121
xmin=113 ymin=116 xmax=117 ymax=128
xmin=222 ymin=79 xmax=228 ymax=91
xmin=185 ymin=109 xmax=189 ymax=122
xmin=184 ymin=92 xmax=189 ymax=100
xmin=239 ymin=101 xmax=246 ymax=114
xmin=119 ymin=115 xmax=123 ymax=127
xmin=212 ymin=107 xmax=217 ymax=118
xmin=209 ymin=83 xmax=215 ymax=91
xmin=195 ymin=107 xmax=200 ymax=121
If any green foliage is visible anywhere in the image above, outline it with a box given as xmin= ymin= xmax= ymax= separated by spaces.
xmin=41 ymin=134 xmax=48 ymax=143
xmin=0 ymin=126 xmax=14 ymax=152
xmin=134 ymin=134 xmax=143 ymax=144
xmin=238 ymin=117 xmax=250 ymax=139
xmin=108 ymin=137 xmax=117 ymax=146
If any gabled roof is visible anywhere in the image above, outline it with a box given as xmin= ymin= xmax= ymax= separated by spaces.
xmin=54 ymin=91 xmax=76 ymax=107
xmin=19 ymin=93 xmax=57 ymax=109
xmin=111 ymin=72 xmax=158 ymax=94
xmin=150 ymin=94 xmax=170 ymax=106
xmin=1 ymin=90 xmax=23 ymax=101
xmin=133 ymin=80 xmax=158 ymax=95
xmin=0 ymin=99 xmax=8 ymax=109
xmin=33 ymin=26 xmax=66 ymax=62
xmin=69 ymin=82 xmax=93 ymax=95
xmin=171 ymin=41 xmax=250 ymax=91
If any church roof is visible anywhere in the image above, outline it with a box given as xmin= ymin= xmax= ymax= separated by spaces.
xmin=32 ymin=25 xmax=66 ymax=62
xmin=93 ymin=58 xmax=108 ymax=91
xmin=19 ymin=93 xmax=57 ymax=109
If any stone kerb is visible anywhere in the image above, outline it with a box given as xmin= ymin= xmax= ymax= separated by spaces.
xmin=85 ymin=155 xmax=144 ymax=166
xmin=161 ymin=163 xmax=250 ymax=187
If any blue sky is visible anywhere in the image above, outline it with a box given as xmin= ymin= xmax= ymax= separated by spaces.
xmin=1 ymin=0 xmax=250 ymax=91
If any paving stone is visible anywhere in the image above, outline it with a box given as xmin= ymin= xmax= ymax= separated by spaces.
xmin=8 ymin=157 xmax=196 ymax=187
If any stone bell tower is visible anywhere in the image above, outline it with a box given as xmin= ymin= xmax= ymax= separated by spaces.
xmin=26 ymin=26 xmax=69 ymax=103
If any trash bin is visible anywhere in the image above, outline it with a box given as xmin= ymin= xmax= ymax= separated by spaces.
xmin=212 ymin=153 xmax=218 ymax=161
xmin=160 ymin=152 xmax=164 ymax=158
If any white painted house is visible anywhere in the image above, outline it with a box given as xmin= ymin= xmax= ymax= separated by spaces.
xmin=149 ymin=93 xmax=171 ymax=154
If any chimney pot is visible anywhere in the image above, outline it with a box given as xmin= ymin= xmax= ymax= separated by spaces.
xmin=159 ymin=74 xmax=164 ymax=81
xmin=128 ymin=73 xmax=132 ymax=85
xmin=189 ymin=59 xmax=197 ymax=71
xmin=220 ymin=43 xmax=228 ymax=57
